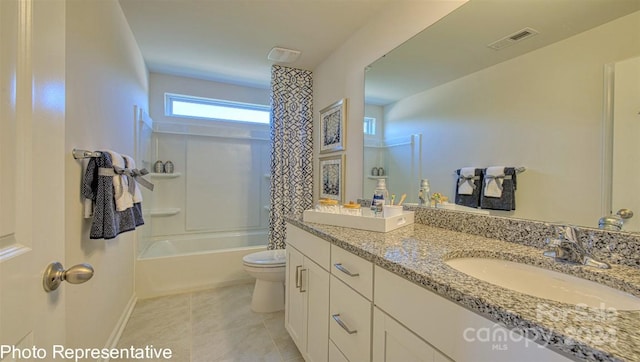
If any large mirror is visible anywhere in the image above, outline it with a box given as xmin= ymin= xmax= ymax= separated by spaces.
xmin=364 ymin=0 xmax=640 ymax=231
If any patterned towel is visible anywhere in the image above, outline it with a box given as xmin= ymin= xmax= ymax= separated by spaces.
xmin=82 ymin=152 xmax=144 ymax=239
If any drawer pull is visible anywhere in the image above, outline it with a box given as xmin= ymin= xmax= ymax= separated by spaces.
xmin=295 ymin=265 xmax=302 ymax=289
xmin=332 ymin=314 xmax=357 ymax=335
xmin=334 ymin=263 xmax=359 ymax=277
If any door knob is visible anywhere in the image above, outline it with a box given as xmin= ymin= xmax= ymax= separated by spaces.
xmin=43 ymin=262 xmax=94 ymax=292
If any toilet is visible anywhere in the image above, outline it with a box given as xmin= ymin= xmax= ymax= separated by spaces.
xmin=242 ymin=249 xmax=286 ymax=313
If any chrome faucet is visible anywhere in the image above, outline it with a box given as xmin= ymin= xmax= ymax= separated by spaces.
xmin=543 ymin=225 xmax=610 ymax=269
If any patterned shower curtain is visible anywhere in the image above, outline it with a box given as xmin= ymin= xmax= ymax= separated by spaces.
xmin=268 ymin=65 xmax=314 ymax=249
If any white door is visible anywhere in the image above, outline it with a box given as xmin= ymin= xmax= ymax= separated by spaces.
xmin=1 ymin=0 xmax=67 ymax=355
xmin=611 ymin=56 xmax=640 ymax=231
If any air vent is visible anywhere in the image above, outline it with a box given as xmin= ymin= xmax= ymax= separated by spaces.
xmin=487 ymin=27 xmax=539 ymax=50
xmin=267 ymin=47 xmax=301 ymax=63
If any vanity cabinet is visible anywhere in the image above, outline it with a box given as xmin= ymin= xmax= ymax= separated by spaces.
xmin=374 ymin=266 xmax=572 ymax=362
xmin=285 ymin=223 xmax=330 ymax=362
xmin=373 ymin=307 xmax=451 ymax=362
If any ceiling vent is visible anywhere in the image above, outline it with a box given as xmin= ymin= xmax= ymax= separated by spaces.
xmin=267 ymin=47 xmax=301 ymax=63
xmin=487 ymin=27 xmax=539 ymax=50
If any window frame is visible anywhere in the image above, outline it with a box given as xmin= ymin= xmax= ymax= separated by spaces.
xmin=165 ymin=93 xmax=271 ymax=125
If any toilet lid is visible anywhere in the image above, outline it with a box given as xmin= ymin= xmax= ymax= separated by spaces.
xmin=243 ymin=249 xmax=286 ymax=266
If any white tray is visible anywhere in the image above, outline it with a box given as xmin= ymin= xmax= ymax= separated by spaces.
xmin=302 ymin=209 xmax=414 ymax=232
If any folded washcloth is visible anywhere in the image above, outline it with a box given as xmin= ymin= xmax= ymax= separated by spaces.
xmin=483 ymin=166 xmax=505 ymax=198
xmin=103 ymin=150 xmax=134 ymax=211
xmin=457 ymin=167 xmax=477 ymax=195
xmin=122 ymin=154 xmax=143 ymax=203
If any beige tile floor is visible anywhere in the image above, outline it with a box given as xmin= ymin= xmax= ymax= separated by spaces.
xmin=116 ymin=283 xmax=303 ymax=362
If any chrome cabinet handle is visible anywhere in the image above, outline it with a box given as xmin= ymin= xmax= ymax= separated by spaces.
xmin=334 ymin=263 xmax=359 ymax=277
xmin=332 ymin=314 xmax=357 ymax=334
xmin=299 ymin=268 xmax=307 ymax=293
xmin=295 ymin=265 xmax=302 ymax=289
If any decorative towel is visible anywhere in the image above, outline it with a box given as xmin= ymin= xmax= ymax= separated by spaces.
xmin=103 ymin=150 xmax=134 ymax=212
xmin=480 ymin=167 xmax=517 ymax=211
xmin=122 ymin=154 xmax=143 ymax=203
xmin=454 ymin=168 xmax=483 ymax=208
xmin=483 ymin=166 xmax=505 ymax=198
xmin=457 ymin=167 xmax=477 ymax=195
xmin=81 ymin=152 xmax=144 ymax=239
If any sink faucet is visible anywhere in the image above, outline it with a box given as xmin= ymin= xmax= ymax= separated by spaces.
xmin=543 ymin=225 xmax=610 ymax=269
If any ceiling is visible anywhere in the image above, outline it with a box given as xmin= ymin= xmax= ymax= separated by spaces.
xmin=118 ymin=0 xmax=393 ymax=89
xmin=365 ymin=0 xmax=640 ymax=105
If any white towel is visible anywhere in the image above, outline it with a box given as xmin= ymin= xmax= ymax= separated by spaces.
xmin=122 ymin=154 xmax=143 ymax=204
xmin=484 ymin=166 xmax=505 ymax=198
xmin=457 ymin=167 xmax=476 ymax=195
xmin=104 ymin=150 xmax=134 ymax=211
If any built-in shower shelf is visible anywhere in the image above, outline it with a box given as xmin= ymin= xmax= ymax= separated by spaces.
xmin=150 ymin=208 xmax=181 ymax=217
xmin=150 ymin=172 xmax=181 ymax=179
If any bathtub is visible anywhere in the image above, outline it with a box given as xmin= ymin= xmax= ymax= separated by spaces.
xmin=135 ymin=231 xmax=267 ymax=298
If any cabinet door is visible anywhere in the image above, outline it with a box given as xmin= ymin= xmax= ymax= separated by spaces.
xmin=285 ymin=246 xmax=306 ymax=353
xmin=305 ymin=257 xmax=330 ymax=362
xmin=373 ymin=307 xmax=451 ymax=362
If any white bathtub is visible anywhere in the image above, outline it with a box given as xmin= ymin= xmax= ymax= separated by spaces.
xmin=136 ymin=231 xmax=267 ymax=298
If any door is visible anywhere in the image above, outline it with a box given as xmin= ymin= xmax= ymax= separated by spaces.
xmin=285 ymin=246 xmax=305 ymax=352
xmin=1 ymin=0 xmax=67 ymax=354
xmin=611 ymin=56 xmax=640 ymax=231
xmin=305 ymin=258 xmax=329 ymax=362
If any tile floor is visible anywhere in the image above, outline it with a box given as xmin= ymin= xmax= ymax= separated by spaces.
xmin=116 ymin=283 xmax=303 ymax=362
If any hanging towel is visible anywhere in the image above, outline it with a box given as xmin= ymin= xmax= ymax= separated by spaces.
xmin=103 ymin=150 xmax=134 ymax=212
xmin=483 ymin=166 xmax=505 ymax=198
xmin=122 ymin=154 xmax=143 ymax=204
xmin=81 ymin=152 xmax=144 ymax=239
xmin=480 ymin=167 xmax=517 ymax=211
xmin=457 ymin=167 xmax=477 ymax=195
xmin=454 ymin=168 xmax=482 ymax=208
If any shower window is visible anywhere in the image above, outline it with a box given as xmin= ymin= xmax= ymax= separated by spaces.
xmin=165 ymin=93 xmax=270 ymax=124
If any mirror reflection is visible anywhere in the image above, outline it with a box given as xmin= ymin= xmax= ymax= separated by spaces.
xmin=364 ymin=0 xmax=640 ymax=231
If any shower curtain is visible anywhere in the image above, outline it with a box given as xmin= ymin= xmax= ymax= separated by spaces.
xmin=268 ymin=65 xmax=313 ymax=249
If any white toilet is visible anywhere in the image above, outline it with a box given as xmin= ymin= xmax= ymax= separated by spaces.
xmin=242 ymin=249 xmax=286 ymax=313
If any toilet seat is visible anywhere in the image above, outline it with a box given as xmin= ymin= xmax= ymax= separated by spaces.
xmin=242 ymin=249 xmax=286 ymax=267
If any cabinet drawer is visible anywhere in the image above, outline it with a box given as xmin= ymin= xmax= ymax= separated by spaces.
xmin=286 ymin=223 xmax=330 ymax=271
xmin=331 ymin=245 xmax=373 ymax=299
xmin=330 ymin=275 xmax=372 ymax=362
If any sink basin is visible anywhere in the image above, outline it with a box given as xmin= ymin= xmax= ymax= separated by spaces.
xmin=445 ymin=258 xmax=640 ymax=310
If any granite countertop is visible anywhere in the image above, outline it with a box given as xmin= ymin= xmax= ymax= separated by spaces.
xmin=286 ymin=218 xmax=640 ymax=362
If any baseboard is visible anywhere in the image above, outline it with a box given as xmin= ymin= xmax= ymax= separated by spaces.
xmin=101 ymin=293 xmax=137 ymax=362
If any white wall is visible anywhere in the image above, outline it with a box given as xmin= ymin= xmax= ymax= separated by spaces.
xmin=64 ymin=0 xmax=148 ymax=349
xmin=313 ymin=1 xmax=467 ymax=203
xmin=382 ymin=11 xmax=640 ymax=226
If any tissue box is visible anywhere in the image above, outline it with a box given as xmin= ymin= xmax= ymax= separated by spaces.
xmin=302 ymin=209 xmax=414 ymax=232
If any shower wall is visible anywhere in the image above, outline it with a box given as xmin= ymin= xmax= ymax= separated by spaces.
xmin=150 ymin=121 xmax=271 ymax=239
xmin=145 ymin=73 xmax=271 ymax=252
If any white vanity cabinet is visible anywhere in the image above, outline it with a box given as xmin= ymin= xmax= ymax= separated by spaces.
xmin=373 ymin=266 xmax=573 ymax=362
xmin=285 ymin=223 xmax=331 ymax=362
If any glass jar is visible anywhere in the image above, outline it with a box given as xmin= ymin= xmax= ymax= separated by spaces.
xmin=341 ymin=201 xmax=362 ymax=216
xmin=316 ymin=198 xmax=340 ymax=213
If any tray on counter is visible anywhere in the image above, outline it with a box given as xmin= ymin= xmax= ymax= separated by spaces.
xmin=302 ymin=209 xmax=414 ymax=233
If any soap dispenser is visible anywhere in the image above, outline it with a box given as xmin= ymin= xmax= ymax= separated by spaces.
xmin=418 ymin=179 xmax=431 ymax=207
xmin=371 ymin=178 xmax=389 ymax=216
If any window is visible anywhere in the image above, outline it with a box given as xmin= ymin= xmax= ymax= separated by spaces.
xmin=165 ymin=93 xmax=270 ymax=124
xmin=364 ymin=117 xmax=376 ymax=135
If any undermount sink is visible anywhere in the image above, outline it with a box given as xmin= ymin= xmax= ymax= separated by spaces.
xmin=445 ymin=258 xmax=640 ymax=310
